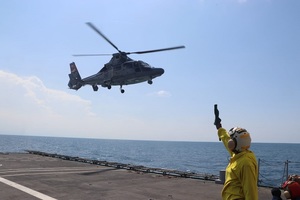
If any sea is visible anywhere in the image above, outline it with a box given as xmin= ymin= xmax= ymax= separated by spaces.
xmin=0 ymin=134 xmax=299 ymax=188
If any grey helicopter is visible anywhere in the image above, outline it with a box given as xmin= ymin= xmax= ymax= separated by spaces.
xmin=68 ymin=22 xmax=185 ymax=93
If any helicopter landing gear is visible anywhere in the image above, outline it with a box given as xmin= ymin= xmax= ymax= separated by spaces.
xmin=120 ymin=85 xmax=125 ymax=93
xmin=107 ymin=85 xmax=111 ymax=90
xmin=148 ymin=80 xmax=153 ymax=85
xmin=92 ymin=85 xmax=98 ymax=91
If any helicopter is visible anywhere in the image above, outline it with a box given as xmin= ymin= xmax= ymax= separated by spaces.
xmin=68 ymin=22 xmax=185 ymax=93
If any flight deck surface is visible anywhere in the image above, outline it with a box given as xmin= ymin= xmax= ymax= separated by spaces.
xmin=0 ymin=152 xmax=271 ymax=200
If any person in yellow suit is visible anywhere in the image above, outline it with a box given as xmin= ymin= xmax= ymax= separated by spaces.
xmin=214 ymin=105 xmax=258 ymax=200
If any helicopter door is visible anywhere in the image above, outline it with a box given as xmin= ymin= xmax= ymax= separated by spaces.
xmin=134 ymin=62 xmax=141 ymax=72
xmin=113 ymin=65 xmax=122 ymax=76
xmin=123 ymin=62 xmax=136 ymax=74
xmin=104 ymin=65 xmax=113 ymax=82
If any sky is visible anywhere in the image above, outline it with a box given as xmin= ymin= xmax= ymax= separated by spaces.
xmin=1 ymin=0 xmax=299 ymax=143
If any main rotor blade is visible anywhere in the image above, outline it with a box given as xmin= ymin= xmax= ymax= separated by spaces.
xmin=86 ymin=22 xmax=121 ymax=53
xmin=127 ymin=45 xmax=185 ymax=55
xmin=73 ymin=54 xmax=112 ymax=57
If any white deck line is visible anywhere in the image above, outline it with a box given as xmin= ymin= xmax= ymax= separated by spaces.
xmin=0 ymin=177 xmax=57 ymax=200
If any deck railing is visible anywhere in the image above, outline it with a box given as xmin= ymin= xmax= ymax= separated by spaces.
xmin=258 ymin=159 xmax=300 ymax=187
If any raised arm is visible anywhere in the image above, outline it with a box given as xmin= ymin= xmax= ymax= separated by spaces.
xmin=214 ymin=104 xmax=233 ymax=156
xmin=214 ymin=104 xmax=222 ymax=131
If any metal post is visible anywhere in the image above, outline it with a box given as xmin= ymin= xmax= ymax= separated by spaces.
xmin=286 ymin=160 xmax=289 ymax=180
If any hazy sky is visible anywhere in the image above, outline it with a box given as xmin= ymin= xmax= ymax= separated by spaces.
xmin=1 ymin=0 xmax=299 ymax=143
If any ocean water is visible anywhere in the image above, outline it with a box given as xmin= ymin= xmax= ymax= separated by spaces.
xmin=0 ymin=135 xmax=299 ymax=187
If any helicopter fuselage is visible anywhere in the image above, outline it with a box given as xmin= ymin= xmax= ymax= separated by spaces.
xmin=68 ymin=55 xmax=164 ymax=93
xmin=83 ymin=60 xmax=164 ymax=88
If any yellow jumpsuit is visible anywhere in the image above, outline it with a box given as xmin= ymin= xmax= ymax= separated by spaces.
xmin=218 ymin=128 xmax=258 ymax=200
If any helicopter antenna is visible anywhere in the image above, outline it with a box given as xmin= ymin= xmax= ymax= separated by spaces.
xmin=86 ymin=22 xmax=121 ymax=53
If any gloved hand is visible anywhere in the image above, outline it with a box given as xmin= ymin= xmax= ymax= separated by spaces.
xmin=214 ymin=104 xmax=222 ymax=129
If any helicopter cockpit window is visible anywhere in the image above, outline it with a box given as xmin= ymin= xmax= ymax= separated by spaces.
xmin=123 ymin=62 xmax=134 ymax=68
xmin=139 ymin=61 xmax=151 ymax=68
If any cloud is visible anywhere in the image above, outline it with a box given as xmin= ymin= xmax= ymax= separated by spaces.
xmin=0 ymin=70 xmax=94 ymax=115
xmin=147 ymin=90 xmax=172 ymax=98
xmin=0 ymin=71 xmax=220 ymax=142
xmin=0 ymin=70 xmax=96 ymax=136
xmin=0 ymin=70 xmax=178 ymax=140
xmin=157 ymin=90 xmax=172 ymax=97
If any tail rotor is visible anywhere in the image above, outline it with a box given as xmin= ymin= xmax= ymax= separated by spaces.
xmin=68 ymin=62 xmax=83 ymax=90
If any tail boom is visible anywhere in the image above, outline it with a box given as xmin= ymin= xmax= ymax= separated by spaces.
xmin=68 ymin=62 xmax=83 ymax=90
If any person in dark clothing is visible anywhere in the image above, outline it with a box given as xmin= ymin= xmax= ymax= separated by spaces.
xmin=271 ymin=188 xmax=282 ymax=200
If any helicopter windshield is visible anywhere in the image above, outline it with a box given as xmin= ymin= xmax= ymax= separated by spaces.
xmin=139 ymin=61 xmax=152 ymax=68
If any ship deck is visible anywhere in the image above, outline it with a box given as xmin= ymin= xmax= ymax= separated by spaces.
xmin=0 ymin=152 xmax=271 ymax=200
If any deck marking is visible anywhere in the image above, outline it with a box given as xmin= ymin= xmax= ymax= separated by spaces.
xmin=0 ymin=176 xmax=57 ymax=200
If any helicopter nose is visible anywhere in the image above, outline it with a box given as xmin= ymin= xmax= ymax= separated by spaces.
xmin=152 ymin=67 xmax=164 ymax=77
xmin=158 ymin=68 xmax=164 ymax=75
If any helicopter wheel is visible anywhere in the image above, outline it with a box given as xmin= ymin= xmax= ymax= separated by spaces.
xmin=120 ymin=85 xmax=125 ymax=93
xmin=107 ymin=85 xmax=111 ymax=90
xmin=92 ymin=85 xmax=98 ymax=91
xmin=148 ymin=80 xmax=153 ymax=85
